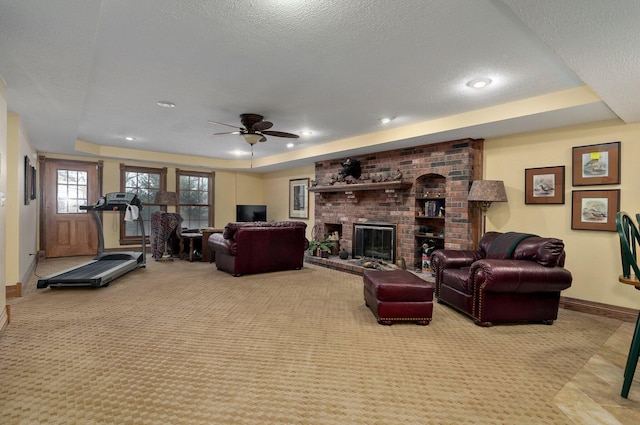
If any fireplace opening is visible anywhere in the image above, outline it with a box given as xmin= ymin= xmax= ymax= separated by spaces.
xmin=323 ymin=223 xmax=342 ymax=255
xmin=352 ymin=223 xmax=396 ymax=263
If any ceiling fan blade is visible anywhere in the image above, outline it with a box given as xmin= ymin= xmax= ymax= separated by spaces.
xmin=253 ymin=121 xmax=273 ymax=131
xmin=258 ymin=135 xmax=268 ymax=142
xmin=260 ymin=130 xmax=299 ymax=138
xmin=208 ymin=120 xmax=244 ymax=131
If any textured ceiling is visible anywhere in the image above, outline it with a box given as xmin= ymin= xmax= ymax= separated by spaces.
xmin=0 ymin=0 xmax=636 ymax=171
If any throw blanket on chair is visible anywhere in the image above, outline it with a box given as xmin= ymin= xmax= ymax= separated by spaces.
xmin=485 ymin=232 xmax=537 ymax=260
xmin=150 ymin=212 xmax=183 ymax=260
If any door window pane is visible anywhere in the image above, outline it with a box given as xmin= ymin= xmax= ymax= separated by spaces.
xmin=56 ymin=169 xmax=88 ymax=214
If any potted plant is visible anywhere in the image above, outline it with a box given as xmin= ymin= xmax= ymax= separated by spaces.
xmin=308 ymin=239 xmax=336 ymax=258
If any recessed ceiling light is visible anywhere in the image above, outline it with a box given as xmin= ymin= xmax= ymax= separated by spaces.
xmin=287 ymin=142 xmax=294 ymax=148
xmin=300 ymin=130 xmax=313 ymax=136
xmin=156 ymin=101 xmax=176 ymax=108
xmin=125 ymin=136 xmax=135 ymax=141
xmin=466 ymin=78 xmax=492 ymax=89
xmin=380 ymin=117 xmax=392 ymax=124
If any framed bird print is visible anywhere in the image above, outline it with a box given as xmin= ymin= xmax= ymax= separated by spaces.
xmin=572 ymin=142 xmax=620 ymax=186
xmin=571 ymin=189 xmax=620 ymax=231
xmin=525 ymin=166 xmax=565 ymax=204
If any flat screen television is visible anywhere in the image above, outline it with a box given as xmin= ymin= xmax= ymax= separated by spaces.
xmin=236 ymin=205 xmax=267 ymax=222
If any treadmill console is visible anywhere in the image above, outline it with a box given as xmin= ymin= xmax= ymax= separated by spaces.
xmin=106 ymin=192 xmax=139 ymax=206
xmin=83 ymin=192 xmax=142 ymax=211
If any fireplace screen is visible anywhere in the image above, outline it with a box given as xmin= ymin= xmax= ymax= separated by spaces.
xmin=352 ymin=223 xmax=396 ymax=262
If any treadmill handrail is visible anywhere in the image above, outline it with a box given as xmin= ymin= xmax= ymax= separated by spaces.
xmin=79 ymin=192 xmax=146 ymax=264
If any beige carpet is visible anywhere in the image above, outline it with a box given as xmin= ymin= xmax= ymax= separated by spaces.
xmin=0 ymin=257 xmax=633 ymax=424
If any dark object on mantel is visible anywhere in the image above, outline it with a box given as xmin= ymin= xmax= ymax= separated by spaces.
xmin=339 ymin=158 xmax=361 ymax=179
xmin=308 ymin=181 xmax=412 ymax=193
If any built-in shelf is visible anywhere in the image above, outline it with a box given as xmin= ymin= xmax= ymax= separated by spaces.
xmin=309 ymin=181 xmax=412 ymax=193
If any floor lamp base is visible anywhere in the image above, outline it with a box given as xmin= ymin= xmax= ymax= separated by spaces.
xmin=157 ymin=241 xmax=174 ymax=262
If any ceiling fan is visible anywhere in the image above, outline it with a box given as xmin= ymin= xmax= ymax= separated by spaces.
xmin=209 ymin=113 xmax=299 ymax=146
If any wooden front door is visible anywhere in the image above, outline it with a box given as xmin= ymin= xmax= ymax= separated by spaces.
xmin=42 ymin=159 xmax=102 ymax=258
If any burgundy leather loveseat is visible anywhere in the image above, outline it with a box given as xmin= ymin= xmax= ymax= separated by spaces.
xmin=431 ymin=231 xmax=572 ymax=326
xmin=208 ymin=221 xmax=308 ymax=276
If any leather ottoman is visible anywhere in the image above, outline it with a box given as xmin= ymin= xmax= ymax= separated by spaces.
xmin=363 ymin=270 xmax=434 ymax=325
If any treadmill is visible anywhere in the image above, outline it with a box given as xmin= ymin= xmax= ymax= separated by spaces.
xmin=37 ymin=192 xmax=147 ymax=289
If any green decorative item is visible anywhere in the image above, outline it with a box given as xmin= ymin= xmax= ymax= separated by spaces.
xmin=308 ymin=239 xmax=336 ymax=257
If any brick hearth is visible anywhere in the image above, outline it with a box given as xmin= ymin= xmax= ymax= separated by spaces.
xmin=304 ymin=254 xmax=435 ymax=283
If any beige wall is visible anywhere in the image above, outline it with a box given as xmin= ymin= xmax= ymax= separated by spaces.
xmin=6 ymin=114 xmax=38 ymax=287
xmin=263 ymin=165 xmax=315 ymax=239
xmin=0 ymin=75 xmax=7 ymax=329
xmin=484 ymin=119 xmax=640 ymax=309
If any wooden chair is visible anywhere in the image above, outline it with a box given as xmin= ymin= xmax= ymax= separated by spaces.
xmin=615 ymin=211 xmax=640 ymax=398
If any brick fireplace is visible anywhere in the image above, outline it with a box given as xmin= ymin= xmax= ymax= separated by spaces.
xmin=311 ymin=138 xmax=481 ymax=269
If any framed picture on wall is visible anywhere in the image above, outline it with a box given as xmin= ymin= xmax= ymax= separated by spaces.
xmin=524 ymin=166 xmax=565 ymax=204
xmin=572 ymin=141 xmax=621 ymax=186
xmin=571 ymin=189 xmax=620 ymax=231
xmin=24 ymin=155 xmax=31 ymax=205
xmin=289 ymin=178 xmax=309 ymax=219
xmin=30 ymin=166 xmax=37 ymax=200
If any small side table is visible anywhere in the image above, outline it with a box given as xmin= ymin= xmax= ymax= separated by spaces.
xmin=201 ymin=228 xmax=223 ymax=263
xmin=179 ymin=233 xmax=203 ymax=262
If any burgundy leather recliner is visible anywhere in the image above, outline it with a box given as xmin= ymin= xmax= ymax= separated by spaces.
xmin=431 ymin=231 xmax=572 ymax=326
xmin=208 ymin=221 xmax=308 ymax=276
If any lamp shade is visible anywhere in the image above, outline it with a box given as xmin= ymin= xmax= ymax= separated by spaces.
xmin=468 ymin=180 xmax=508 ymax=203
xmin=154 ymin=191 xmax=178 ymax=206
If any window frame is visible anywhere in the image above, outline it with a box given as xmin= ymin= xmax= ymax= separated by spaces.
xmin=176 ymin=169 xmax=215 ymax=229
xmin=119 ymin=164 xmax=167 ymax=245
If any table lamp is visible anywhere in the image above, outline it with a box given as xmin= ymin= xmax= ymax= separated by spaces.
xmin=468 ymin=180 xmax=508 ymax=234
xmin=154 ymin=191 xmax=179 ymax=262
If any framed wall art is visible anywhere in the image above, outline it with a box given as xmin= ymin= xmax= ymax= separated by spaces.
xmin=30 ymin=166 xmax=37 ymax=200
xmin=571 ymin=189 xmax=620 ymax=231
xmin=24 ymin=155 xmax=31 ymax=205
xmin=289 ymin=178 xmax=309 ymax=219
xmin=572 ymin=141 xmax=620 ymax=186
xmin=525 ymin=166 xmax=565 ymax=204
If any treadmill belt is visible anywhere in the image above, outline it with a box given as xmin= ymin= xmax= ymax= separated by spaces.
xmin=37 ymin=257 xmax=142 ymax=288
xmin=52 ymin=260 xmax=125 ymax=280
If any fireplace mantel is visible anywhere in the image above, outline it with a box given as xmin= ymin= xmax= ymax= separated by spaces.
xmin=309 ymin=181 xmax=412 ymax=193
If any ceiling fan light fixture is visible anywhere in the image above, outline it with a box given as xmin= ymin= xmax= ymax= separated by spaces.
xmin=242 ymin=133 xmax=263 ymax=145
